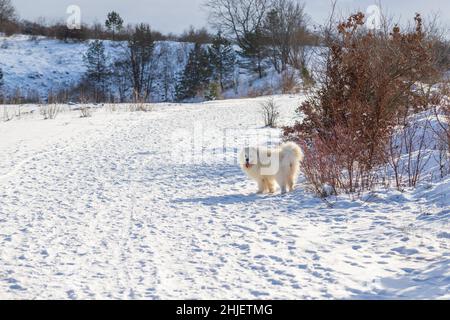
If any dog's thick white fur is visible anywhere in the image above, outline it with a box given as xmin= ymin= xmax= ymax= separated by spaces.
xmin=239 ymin=142 xmax=304 ymax=194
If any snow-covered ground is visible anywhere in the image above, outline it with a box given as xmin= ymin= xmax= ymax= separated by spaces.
xmin=0 ymin=95 xmax=449 ymax=299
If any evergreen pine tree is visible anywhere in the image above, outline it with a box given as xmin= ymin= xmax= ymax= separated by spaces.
xmin=176 ymin=43 xmax=212 ymax=101
xmin=127 ymin=24 xmax=155 ymax=101
xmin=0 ymin=67 xmax=4 ymax=99
xmin=264 ymin=8 xmax=283 ymax=73
xmin=239 ymin=28 xmax=269 ymax=79
xmin=205 ymin=82 xmax=221 ymax=101
xmin=0 ymin=67 xmax=4 ymax=89
xmin=105 ymin=11 xmax=124 ymax=41
xmin=208 ymin=31 xmax=236 ymax=91
xmin=83 ymin=40 xmax=110 ymax=102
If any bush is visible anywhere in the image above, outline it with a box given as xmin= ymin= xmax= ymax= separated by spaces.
xmin=205 ymin=82 xmax=222 ymax=101
xmin=179 ymin=26 xmax=212 ymax=44
xmin=79 ymin=105 xmax=93 ymax=118
xmin=40 ymin=104 xmax=60 ymax=120
xmin=283 ymin=13 xmax=439 ymax=195
xmin=2 ymin=20 xmax=20 ymax=36
xmin=387 ymin=111 xmax=434 ymax=190
xmin=281 ymin=70 xmax=299 ymax=94
xmin=432 ymin=82 xmax=450 ymax=177
xmin=247 ymin=85 xmax=274 ymax=98
xmin=128 ymin=101 xmax=153 ymax=112
xmin=300 ymin=65 xmax=314 ymax=88
xmin=2 ymin=106 xmax=14 ymax=121
xmin=260 ymin=97 xmax=280 ymax=128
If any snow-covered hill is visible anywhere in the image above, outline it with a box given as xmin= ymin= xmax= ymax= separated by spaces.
xmin=0 ymin=95 xmax=449 ymax=299
xmin=0 ymin=35 xmax=303 ymax=102
xmin=0 ymin=35 xmax=188 ymax=101
xmin=0 ymin=35 xmax=88 ymax=97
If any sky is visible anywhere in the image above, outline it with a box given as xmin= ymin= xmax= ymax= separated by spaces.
xmin=12 ymin=0 xmax=450 ymax=34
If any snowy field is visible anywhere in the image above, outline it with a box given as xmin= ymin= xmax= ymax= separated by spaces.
xmin=0 ymin=95 xmax=449 ymax=299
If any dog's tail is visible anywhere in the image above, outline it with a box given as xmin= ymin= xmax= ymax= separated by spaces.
xmin=281 ymin=142 xmax=304 ymax=163
xmin=281 ymin=142 xmax=304 ymax=179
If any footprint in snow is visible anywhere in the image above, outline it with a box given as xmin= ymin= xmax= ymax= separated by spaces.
xmin=437 ymin=232 xmax=450 ymax=239
xmin=391 ymin=246 xmax=420 ymax=256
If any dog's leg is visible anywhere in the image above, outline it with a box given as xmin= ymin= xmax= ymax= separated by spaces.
xmin=257 ymin=179 xmax=265 ymax=194
xmin=276 ymin=176 xmax=287 ymax=194
xmin=287 ymin=163 xmax=298 ymax=192
xmin=266 ymin=179 xmax=276 ymax=194
xmin=288 ymin=177 xmax=295 ymax=192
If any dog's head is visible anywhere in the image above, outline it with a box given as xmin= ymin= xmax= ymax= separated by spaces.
xmin=239 ymin=147 xmax=258 ymax=170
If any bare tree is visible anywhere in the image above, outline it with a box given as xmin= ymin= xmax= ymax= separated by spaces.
xmin=111 ymin=59 xmax=129 ymax=102
xmin=421 ymin=13 xmax=450 ymax=73
xmin=205 ymin=0 xmax=270 ymax=78
xmin=205 ymin=0 xmax=270 ymax=47
xmin=158 ymin=42 xmax=176 ymax=101
xmin=264 ymin=0 xmax=309 ymax=72
xmin=0 ymin=0 xmax=16 ymax=26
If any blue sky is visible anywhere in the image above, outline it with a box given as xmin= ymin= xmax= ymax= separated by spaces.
xmin=12 ymin=0 xmax=450 ymax=34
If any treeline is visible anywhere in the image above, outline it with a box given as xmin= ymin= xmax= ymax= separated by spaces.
xmin=206 ymin=0 xmax=318 ymax=77
xmin=0 ymin=0 xmax=322 ymax=103
xmin=0 ymin=0 xmax=214 ymax=43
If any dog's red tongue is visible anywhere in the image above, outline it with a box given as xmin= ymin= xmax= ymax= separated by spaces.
xmin=245 ymin=163 xmax=251 ymax=169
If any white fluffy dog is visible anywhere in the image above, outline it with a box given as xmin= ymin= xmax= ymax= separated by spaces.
xmin=239 ymin=142 xmax=304 ymax=194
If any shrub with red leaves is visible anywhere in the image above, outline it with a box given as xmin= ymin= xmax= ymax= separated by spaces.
xmin=284 ymin=13 xmax=440 ymax=195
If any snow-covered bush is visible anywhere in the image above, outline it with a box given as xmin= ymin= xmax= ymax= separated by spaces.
xmin=387 ymin=112 xmax=434 ymax=190
xmin=2 ymin=106 xmax=14 ymax=121
xmin=106 ymin=103 xmax=119 ymax=112
xmin=79 ymin=105 xmax=93 ymax=118
xmin=436 ymin=84 xmax=450 ymax=149
xmin=432 ymin=83 xmax=450 ymax=178
xmin=128 ymin=102 xmax=153 ymax=112
xmin=40 ymin=104 xmax=60 ymax=120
